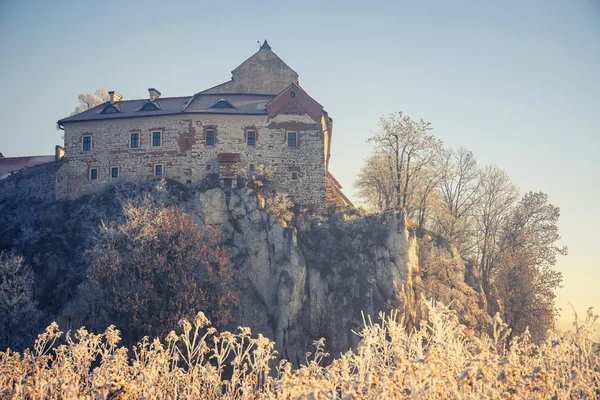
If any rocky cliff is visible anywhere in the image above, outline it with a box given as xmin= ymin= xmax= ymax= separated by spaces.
xmin=191 ymin=187 xmax=487 ymax=363
xmin=0 ymin=180 xmax=488 ymax=357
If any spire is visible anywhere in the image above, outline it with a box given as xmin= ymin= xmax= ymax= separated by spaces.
xmin=260 ymin=39 xmax=271 ymax=51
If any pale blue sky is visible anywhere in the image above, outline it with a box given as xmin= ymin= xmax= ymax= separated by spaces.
xmin=0 ymin=0 xmax=598 ymax=330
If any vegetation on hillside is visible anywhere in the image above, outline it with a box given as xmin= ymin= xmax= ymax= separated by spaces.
xmin=1 ymin=300 xmax=597 ymax=399
xmin=355 ymin=111 xmax=567 ymax=342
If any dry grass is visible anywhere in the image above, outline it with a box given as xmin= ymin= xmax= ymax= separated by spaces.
xmin=1 ymin=300 xmax=598 ymax=399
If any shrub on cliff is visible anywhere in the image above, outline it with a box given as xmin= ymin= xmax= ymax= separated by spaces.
xmin=0 ymin=251 xmax=47 ymax=351
xmin=84 ymin=197 xmax=239 ymax=344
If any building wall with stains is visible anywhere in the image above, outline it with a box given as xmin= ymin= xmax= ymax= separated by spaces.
xmin=59 ymin=113 xmax=326 ymax=210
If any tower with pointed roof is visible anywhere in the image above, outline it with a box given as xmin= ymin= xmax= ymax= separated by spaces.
xmin=201 ymin=40 xmax=300 ymax=96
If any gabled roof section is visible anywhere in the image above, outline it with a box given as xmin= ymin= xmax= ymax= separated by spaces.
xmin=139 ymin=101 xmax=161 ymax=111
xmin=266 ymin=82 xmax=324 ymax=122
xmin=58 ymin=96 xmax=192 ymax=124
xmin=201 ymin=41 xmax=299 ymax=96
xmin=183 ymin=93 xmax=274 ymax=115
xmin=209 ymin=98 xmax=236 ymax=109
xmin=100 ymin=103 xmax=121 ymax=114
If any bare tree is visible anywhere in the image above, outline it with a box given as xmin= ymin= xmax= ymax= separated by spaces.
xmin=70 ymin=88 xmax=110 ymax=116
xmin=494 ymin=192 xmax=567 ymax=342
xmin=365 ymin=112 xmax=442 ymax=210
xmin=353 ymin=153 xmax=396 ymax=210
xmin=472 ymin=165 xmax=519 ymax=299
xmin=432 ymin=148 xmax=480 ymax=256
xmin=410 ymin=161 xmax=443 ymax=229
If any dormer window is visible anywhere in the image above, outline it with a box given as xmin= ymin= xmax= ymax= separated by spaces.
xmin=140 ymin=102 xmax=160 ymax=111
xmin=209 ymin=99 xmax=236 ymax=109
xmin=100 ymin=104 xmax=120 ymax=114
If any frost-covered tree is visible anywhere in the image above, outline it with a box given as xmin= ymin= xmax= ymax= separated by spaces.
xmin=0 ymin=251 xmax=46 ymax=351
xmin=70 ymin=88 xmax=109 ymax=116
xmin=87 ymin=198 xmax=239 ymax=343
xmin=431 ymin=148 xmax=480 ymax=257
xmin=353 ymin=153 xmax=396 ymax=210
xmin=494 ymin=192 xmax=567 ymax=342
xmin=369 ymin=112 xmax=441 ymax=209
xmin=472 ymin=165 xmax=519 ymax=299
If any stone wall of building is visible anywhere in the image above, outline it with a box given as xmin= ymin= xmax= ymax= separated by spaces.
xmin=0 ymin=161 xmax=63 ymax=201
xmin=60 ymin=113 xmax=326 ymax=210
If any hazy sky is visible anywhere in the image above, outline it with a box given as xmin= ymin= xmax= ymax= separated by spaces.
xmin=0 ymin=0 xmax=598 ymax=330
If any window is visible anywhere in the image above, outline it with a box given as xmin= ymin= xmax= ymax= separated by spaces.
xmin=206 ymin=163 xmax=212 ymax=171
xmin=89 ymin=168 xmax=98 ymax=180
xmin=249 ymin=163 xmax=255 ymax=172
xmin=152 ymin=131 xmax=162 ymax=147
xmin=111 ymin=167 xmax=119 ymax=179
xmin=291 ymin=171 xmax=298 ymax=181
xmin=247 ymin=130 xmax=256 ymax=146
xmin=82 ymin=136 xmax=92 ymax=151
xmin=206 ymin=129 xmax=215 ymax=146
xmin=287 ymin=132 xmax=297 ymax=147
xmin=210 ymin=99 xmax=235 ymax=109
xmin=140 ymin=102 xmax=160 ymax=111
xmin=100 ymin=104 xmax=120 ymax=114
xmin=130 ymin=133 xmax=140 ymax=149
xmin=155 ymin=164 xmax=163 ymax=178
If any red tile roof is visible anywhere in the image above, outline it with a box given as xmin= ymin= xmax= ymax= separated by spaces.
xmin=217 ymin=153 xmax=241 ymax=162
xmin=327 ymin=171 xmax=343 ymax=188
xmin=0 ymin=155 xmax=55 ymax=179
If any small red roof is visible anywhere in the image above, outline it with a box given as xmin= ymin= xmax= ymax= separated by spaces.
xmin=327 ymin=171 xmax=343 ymax=188
xmin=0 ymin=155 xmax=55 ymax=179
xmin=217 ymin=153 xmax=241 ymax=162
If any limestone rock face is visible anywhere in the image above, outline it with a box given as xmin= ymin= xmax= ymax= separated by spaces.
xmin=195 ymin=188 xmax=229 ymax=224
xmin=193 ymin=188 xmax=481 ymax=364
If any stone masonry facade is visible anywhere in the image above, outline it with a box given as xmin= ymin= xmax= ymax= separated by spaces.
xmin=56 ymin=41 xmax=351 ymax=211
xmin=60 ymin=113 xmax=326 ymax=209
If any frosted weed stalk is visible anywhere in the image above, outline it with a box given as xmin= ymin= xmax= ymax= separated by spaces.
xmin=1 ymin=303 xmax=598 ymax=399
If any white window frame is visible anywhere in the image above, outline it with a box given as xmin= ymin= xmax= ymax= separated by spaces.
xmin=89 ymin=167 xmax=99 ymax=180
xmin=110 ymin=166 xmax=120 ymax=179
xmin=290 ymin=171 xmax=298 ymax=181
xmin=82 ymin=135 xmax=92 ymax=152
xmin=154 ymin=163 xmax=164 ymax=178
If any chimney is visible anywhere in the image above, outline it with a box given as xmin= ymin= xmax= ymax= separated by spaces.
xmin=148 ymin=88 xmax=161 ymax=102
xmin=108 ymin=91 xmax=122 ymax=104
xmin=55 ymin=145 xmax=65 ymax=161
